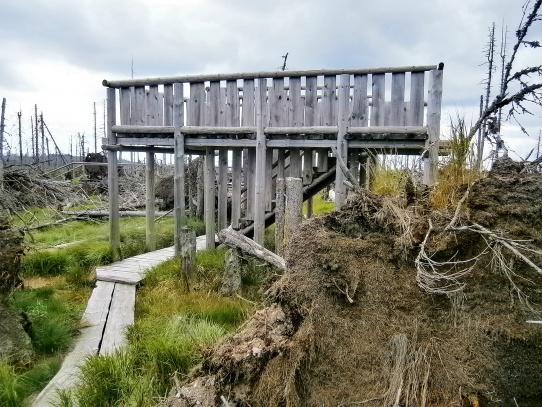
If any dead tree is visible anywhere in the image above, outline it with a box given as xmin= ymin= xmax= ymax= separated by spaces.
xmin=470 ymin=0 xmax=542 ymax=154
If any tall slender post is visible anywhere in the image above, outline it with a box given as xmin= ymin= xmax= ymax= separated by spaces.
xmin=146 ymin=152 xmax=156 ymax=251
xmin=18 ymin=111 xmax=23 ymax=164
xmin=424 ymin=64 xmax=444 ymax=186
xmin=34 ymin=105 xmax=39 ymax=163
xmin=335 ymin=74 xmax=350 ymax=210
xmin=253 ymin=78 xmax=267 ymax=245
xmin=107 ymin=88 xmax=121 ymax=260
xmin=173 ymin=83 xmax=186 ymax=255
xmin=0 ymin=98 xmax=5 ymax=188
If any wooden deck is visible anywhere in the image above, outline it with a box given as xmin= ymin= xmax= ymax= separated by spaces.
xmin=32 ymin=235 xmax=209 ymax=407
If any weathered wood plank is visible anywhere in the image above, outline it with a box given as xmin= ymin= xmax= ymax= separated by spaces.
xmin=133 ymin=86 xmax=146 ymax=126
xmin=289 ymin=77 xmax=303 ymax=127
xmin=99 ymin=284 xmax=136 ymax=355
xmin=408 ymin=71 xmax=425 ymax=126
xmin=33 ymin=281 xmax=116 ymax=407
xmin=350 ymin=74 xmax=368 ymax=126
xmin=146 ymin=152 xmax=156 ymax=251
xmin=231 ymin=148 xmax=242 ymax=229
xmin=205 ymin=148 xmax=216 ymax=249
xmin=390 ymin=73 xmax=406 ymax=126
xmin=107 ymin=88 xmax=120 ymax=261
xmin=173 ymin=82 xmax=186 ymax=255
xmin=119 ymin=88 xmax=131 ymax=125
xmin=253 ymin=79 xmax=267 ymax=245
xmin=424 ymin=66 xmax=443 ymax=185
xmin=321 ymin=75 xmax=337 ymax=126
xmin=371 ymin=73 xmax=385 ymax=127
xmin=335 ymin=74 xmax=350 ymax=209
xmin=218 ymin=147 xmax=228 ymax=231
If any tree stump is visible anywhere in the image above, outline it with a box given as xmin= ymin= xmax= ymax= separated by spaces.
xmin=221 ymin=248 xmax=243 ymax=296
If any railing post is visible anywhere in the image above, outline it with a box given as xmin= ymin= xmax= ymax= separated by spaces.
xmin=173 ymin=83 xmax=186 ymax=255
xmin=335 ymin=74 xmax=350 ymax=210
xmin=253 ymin=78 xmax=267 ymax=245
xmin=145 ymin=152 xmax=156 ymax=251
xmin=424 ymin=63 xmax=444 ymax=186
xmin=107 ymin=87 xmax=121 ymax=260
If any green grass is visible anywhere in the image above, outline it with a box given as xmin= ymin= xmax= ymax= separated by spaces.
xmin=64 ymin=251 xmax=255 ymax=406
xmin=10 ymin=287 xmax=82 ymax=354
xmin=303 ymin=193 xmax=334 ymax=216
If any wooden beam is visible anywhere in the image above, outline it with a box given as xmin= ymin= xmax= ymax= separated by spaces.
xmin=424 ymin=66 xmax=444 ymax=185
xmin=145 ymin=152 xmax=156 ymax=251
xmin=218 ymin=147 xmax=228 ymax=231
xmin=173 ymin=82 xmax=186 ymax=255
xmin=335 ymin=74 xmax=350 ymax=210
xmin=107 ymin=88 xmax=120 ymax=261
xmin=103 ymin=65 xmax=439 ymax=88
xmin=253 ymin=78 xmax=267 ymax=245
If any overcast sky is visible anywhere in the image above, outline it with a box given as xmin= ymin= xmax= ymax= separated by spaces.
xmin=1 ymin=0 xmax=541 ymax=160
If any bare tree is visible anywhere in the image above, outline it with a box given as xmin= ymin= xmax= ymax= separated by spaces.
xmin=470 ymin=0 xmax=542 ymax=155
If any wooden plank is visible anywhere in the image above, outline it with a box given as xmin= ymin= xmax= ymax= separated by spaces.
xmin=33 ymin=281 xmax=115 ymax=407
xmin=289 ymin=148 xmax=301 ymax=178
xmin=208 ymin=81 xmax=221 ymax=127
xmin=346 ymin=125 xmax=427 ymax=135
xmin=164 ymin=85 xmax=174 ymax=126
xmin=147 ymin=86 xmax=160 ymax=125
xmin=107 ymin=88 xmax=120 ymax=261
xmin=218 ymin=147 xmax=228 ymax=231
xmin=390 ymin=73 xmax=405 ymax=126
xmin=204 ymin=148 xmax=215 ymax=249
xmin=231 ymin=148 xmax=242 ymax=229
xmin=304 ymin=76 xmax=318 ymax=180
xmin=335 ymin=74 xmax=350 ymax=209
xmin=371 ymin=73 xmax=385 ymax=127
xmin=275 ymin=178 xmax=285 ymax=257
xmin=226 ymin=80 xmax=240 ymax=127
xmin=265 ymin=148 xmax=273 ymax=211
xmin=350 ymin=74 xmax=368 ymax=126
xmin=119 ymin=88 xmax=131 ymax=125
xmin=253 ymin=78 xmax=267 ymax=245
xmin=133 ymin=86 xmax=146 ymax=126
xmin=189 ymin=82 xmax=205 ymax=126
xmin=289 ymin=77 xmax=303 ymax=126
xmin=246 ymin=148 xmax=256 ymax=221
xmin=264 ymin=126 xmax=337 ymax=135
xmin=146 ymin=152 xmax=156 ymax=251
xmin=408 ymin=71 xmax=425 ymax=126
xmin=173 ymin=82 xmax=186 ymax=255
xmin=99 ymin=284 xmax=136 ymax=355
xmin=303 ymin=148 xmax=313 ymax=185
xmin=321 ymin=75 xmax=337 ymax=126
xmin=424 ymin=66 xmax=444 ymax=186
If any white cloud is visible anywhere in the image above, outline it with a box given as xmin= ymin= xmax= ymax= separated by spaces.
xmin=1 ymin=0 xmax=541 ymax=158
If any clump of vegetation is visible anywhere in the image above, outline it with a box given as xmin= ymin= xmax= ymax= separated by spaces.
xmin=430 ymin=116 xmax=482 ymax=210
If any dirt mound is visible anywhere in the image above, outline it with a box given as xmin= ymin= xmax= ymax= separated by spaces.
xmin=162 ymin=161 xmax=542 ymax=407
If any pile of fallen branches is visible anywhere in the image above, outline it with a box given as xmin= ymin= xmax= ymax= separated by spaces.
xmin=1 ymin=166 xmax=81 ymax=212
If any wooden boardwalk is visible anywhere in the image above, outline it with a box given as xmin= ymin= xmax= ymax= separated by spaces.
xmin=32 ymin=235 xmax=209 ymax=407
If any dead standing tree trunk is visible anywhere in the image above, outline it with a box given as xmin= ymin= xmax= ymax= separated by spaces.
xmin=470 ymin=0 xmax=542 ymax=156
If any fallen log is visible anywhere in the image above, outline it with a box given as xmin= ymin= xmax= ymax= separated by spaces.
xmin=62 ymin=210 xmax=174 ymax=218
xmin=218 ymin=227 xmax=286 ymax=271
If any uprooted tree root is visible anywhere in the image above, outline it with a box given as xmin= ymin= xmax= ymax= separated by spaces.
xmin=161 ymin=159 xmax=542 ymax=407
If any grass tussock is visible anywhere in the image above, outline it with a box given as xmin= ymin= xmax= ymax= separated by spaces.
xmin=10 ymin=287 xmax=83 ymax=355
xmin=430 ymin=117 xmax=482 ymax=210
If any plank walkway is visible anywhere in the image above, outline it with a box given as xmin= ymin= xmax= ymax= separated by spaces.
xmin=33 ymin=235 xmax=210 ymax=407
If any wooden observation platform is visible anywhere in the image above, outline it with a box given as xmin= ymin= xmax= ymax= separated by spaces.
xmin=102 ymin=64 xmax=444 ymax=258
